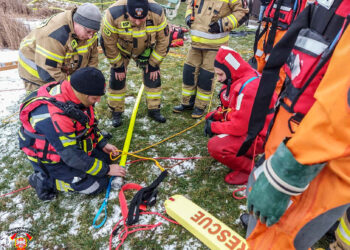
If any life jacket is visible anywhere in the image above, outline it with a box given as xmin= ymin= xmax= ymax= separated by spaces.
xmin=253 ymin=0 xmax=308 ymax=73
xmin=238 ymin=0 xmax=350 ymax=156
xmin=19 ymin=81 xmax=99 ymax=164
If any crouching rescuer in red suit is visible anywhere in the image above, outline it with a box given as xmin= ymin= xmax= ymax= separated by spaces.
xmin=204 ymin=46 xmax=276 ymax=185
xmin=18 ymin=67 xmax=126 ymax=201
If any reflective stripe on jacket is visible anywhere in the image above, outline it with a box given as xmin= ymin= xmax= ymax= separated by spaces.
xmin=18 ymin=9 xmax=99 ymax=86
xmin=101 ymin=0 xmax=170 ymax=68
xmin=187 ymin=0 xmax=249 ymax=50
xmin=19 ymin=81 xmax=109 ymax=177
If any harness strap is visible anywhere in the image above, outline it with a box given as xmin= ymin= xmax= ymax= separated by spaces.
xmin=126 ymin=170 xmax=168 ymax=225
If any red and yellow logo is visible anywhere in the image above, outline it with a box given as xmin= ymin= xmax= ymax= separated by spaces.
xmin=8 ymin=228 xmax=33 ymax=250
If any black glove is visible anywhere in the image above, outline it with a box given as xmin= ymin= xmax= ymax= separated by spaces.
xmin=113 ymin=64 xmax=125 ymax=73
xmin=208 ymin=19 xmax=224 ymax=34
xmin=204 ymin=119 xmax=214 ymax=137
xmin=185 ymin=15 xmax=193 ymax=28
xmin=147 ymin=63 xmax=159 ymax=72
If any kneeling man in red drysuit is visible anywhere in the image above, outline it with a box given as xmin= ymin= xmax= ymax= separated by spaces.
xmin=205 ymin=46 xmax=276 ymax=185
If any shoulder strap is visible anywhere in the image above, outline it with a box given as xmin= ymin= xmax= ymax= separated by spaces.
xmin=237 ymin=5 xmax=313 ymax=156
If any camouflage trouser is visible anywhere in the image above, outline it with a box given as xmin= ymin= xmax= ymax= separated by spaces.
xmin=107 ymin=59 xmax=162 ymax=112
xmin=181 ymin=47 xmax=216 ymax=109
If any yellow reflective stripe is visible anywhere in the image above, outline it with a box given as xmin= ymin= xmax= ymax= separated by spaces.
xmin=86 ymin=158 xmax=103 ymax=175
xmin=20 ymin=38 xmax=34 ymax=49
xmin=59 ymin=135 xmax=76 ymax=147
xmin=132 ymin=30 xmax=146 ymax=38
xmin=103 ymin=16 xmax=118 ymax=33
xmin=116 ymin=29 xmax=133 ymax=36
xmin=146 ymin=19 xmax=167 ymax=33
xmin=49 ymin=84 xmax=61 ymax=96
xmin=191 ymin=35 xmax=229 ymax=44
xmin=30 ymin=113 xmax=51 ymax=128
xmin=56 ymin=180 xmax=73 ymax=192
xmin=185 ymin=9 xmax=192 ymax=17
xmin=18 ymin=57 xmax=39 ymax=79
xmin=27 ymin=156 xmax=59 ymax=164
xmin=107 ymin=53 xmax=122 ymax=64
xmin=182 ymin=88 xmax=196 ymax=96
xmin=107 ymin=92 xmax=125 ymax=101
xmin=145 ymin=91 xmax=161 ymax=99
xmin=196 ymin=91 xmax=211 ymax=101
xmin=230 ymin=0 xmax=238 ymax=3
xmin=28 ymin=156 xmax=38 ymax=162
xmin=18 ymin=130 xmax=25 ymax=141
xmin=336 ymin=217 xmax=350 ymax=245
xmin=36 ymin=45 xmax=64 ymax=63
xmin=117 ymin=43 xmax=131 ymax=55
xmin=227 ymin=14 xmax=238 ymax=29
xmin=151 ymin=50 xmax=164 ymax=62
xmin=97 ymin=133 xmax=104 ymax=143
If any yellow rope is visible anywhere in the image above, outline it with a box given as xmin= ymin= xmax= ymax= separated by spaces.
xmin=110 ymin=150 xmax=165 ymax=172
xmin=1 ymin=111 xmax=19 ymax=124
xmin=113 ymin=78 xmax=217 ymax=156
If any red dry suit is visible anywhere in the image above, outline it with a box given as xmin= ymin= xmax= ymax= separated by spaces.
xmin=206 ymin=46 xmax=276 ymax=184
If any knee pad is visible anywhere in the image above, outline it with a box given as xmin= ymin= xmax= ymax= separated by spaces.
xmin=109 ymin=68 xmax=126 ymax=90
xmin=183 ymin=63 xmax=196 ymax=86
xmin=198 ymin=68 xmax=214 ymax=91
xmin=143 ymin=72 xmax=161 ymax=88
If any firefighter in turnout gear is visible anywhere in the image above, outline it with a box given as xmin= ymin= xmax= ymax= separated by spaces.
xmin=173 ymin=0 xmax=249 ymax=118
xmin=18 ymin=3 xmax=101 ymax=91
xmin=19 ymin=68 xmax=126 ymax=201
xmin=100 ymin=0 xmax=170 ymax=127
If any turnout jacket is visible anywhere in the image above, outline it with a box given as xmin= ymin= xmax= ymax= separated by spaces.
xmin=101 ymin=0 xmax=170 ymax=69
xmin=19 ymin=81 xmax=109 ymax=178
xmin=206 ymin=47 xmax=275 ymax=138
xmin=186 ymin=0 xmax=249 ymax=50
xmin=18 ymin=9 xmax=99 ymax=86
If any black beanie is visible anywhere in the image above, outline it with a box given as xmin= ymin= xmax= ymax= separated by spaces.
xmin=127 ymin=0 xmax=149 ymax=19
xmin=70 ymin=67 xmax=106 ymax=96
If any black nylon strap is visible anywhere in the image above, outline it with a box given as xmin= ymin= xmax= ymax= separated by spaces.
xmin=127 ymin=170 xmax=168 ymax=225
xmin=264 ymin=0 xmax=283 ymax=54
xmin=237 ymin=5 xmax=312 ymax=156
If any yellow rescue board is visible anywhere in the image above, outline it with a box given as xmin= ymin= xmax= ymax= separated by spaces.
xmin=164 ymin=194 xmax=248 ymax=250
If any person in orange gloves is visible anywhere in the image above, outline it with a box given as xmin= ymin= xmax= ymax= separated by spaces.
xmin=204 ymin=46 xmax=276 ymax=185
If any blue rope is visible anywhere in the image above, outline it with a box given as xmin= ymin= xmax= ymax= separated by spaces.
xmin=92 ymin=176 xmax=114 ymax=229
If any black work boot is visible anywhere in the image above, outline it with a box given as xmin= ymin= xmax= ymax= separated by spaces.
xmin=173 ymin=103 xmax=194 ymax=113
xmin=112 ymin=112 xmax=123 ymax=127
xmin=191 ymin=107 xmax=205 ymax=118
xmin=29 ymin=172 xmax=57 ymax=201
xmin=148 ymin=109 xmax=166 ymax=123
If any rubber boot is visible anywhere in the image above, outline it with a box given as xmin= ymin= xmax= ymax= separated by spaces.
xmin=173 ymin=95 xmax=195 ymax=113
xmin=29 ymin=172 xmax=57 ymax=201
xmin=191 ymin=107 xmax=205 ymax=119
xmin=240 ymin=213 xmax=249 ymax=230
xmin=112 ymin=112 xmax=123 ymax=128
xmin=224 ymin=170 xmax=250 ymax=185
xmin=148 ymin=109 xmax=166 ymax=123
xmin=173 ymin=103 xmax=194 ymax=113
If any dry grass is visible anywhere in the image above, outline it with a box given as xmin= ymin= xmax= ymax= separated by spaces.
xmin=0 ymin=0 xmax=32 ymax=15
xmin=0 ymin=1 xmax=59 ymax=49
xmin=0 ymin=8 xmax=30 ymax=49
